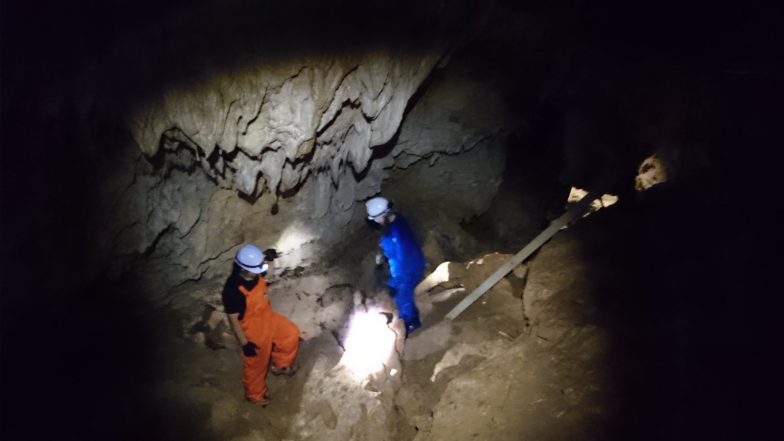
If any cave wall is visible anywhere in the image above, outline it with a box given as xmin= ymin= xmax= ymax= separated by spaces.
xmin=129 ymin=53 xmax=438 ymax=197
xmin=0 ymin=0 xmax=509 ymax=301
xmin=99 ymin=51 xmax=443 ymax=297
xmin=64 ymin=4 xmax=514 ymax=301
xmin=3 ymin=0 xmax=771 ymax=329
xmin=109 ymin=59 xmax=513 ymax=301
xmin=2 ymin=0 xmax=710 ymax=300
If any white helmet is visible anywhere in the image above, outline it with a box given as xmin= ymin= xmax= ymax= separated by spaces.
xmin=235 ymin=244 xmax=268 ymax=274
xmin=365 ymin=196 xmax=390 ymax=221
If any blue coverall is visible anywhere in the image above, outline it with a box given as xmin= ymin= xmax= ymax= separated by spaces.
xmin=379 ymin=213 xmax=425 ymax=335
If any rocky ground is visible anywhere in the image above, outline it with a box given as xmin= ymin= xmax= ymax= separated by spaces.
xmin=137 ymin=213 xmax=621 ymax=441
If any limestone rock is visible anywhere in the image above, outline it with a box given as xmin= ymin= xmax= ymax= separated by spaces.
xmin=94 ymin=39 xmax=514 ymax=297
xmin=130 ymin=53 xmax=441 ymax=200
xmin=291 ymin=356 xmax=396 ymax=441
xmin=429 ymin=340 xmax=508 ymax=382
xmin=267 ymin=274 xmax=352 ymax=341
xmin=408 ymin=233 xmax=614 ymax=441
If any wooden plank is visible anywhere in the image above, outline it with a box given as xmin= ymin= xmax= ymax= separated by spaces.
xmin=445 ymin=191 xmax=602 ymax=320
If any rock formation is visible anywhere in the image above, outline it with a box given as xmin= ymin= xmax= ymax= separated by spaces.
xmin=95 ymin=48 xmax=512 ymax=300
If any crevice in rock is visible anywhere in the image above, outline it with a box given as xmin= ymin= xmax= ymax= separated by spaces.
xmin=140 ymin=224 xmax=173 ymax=260
xmin=240 ymin=88 xmax=267 ymax=137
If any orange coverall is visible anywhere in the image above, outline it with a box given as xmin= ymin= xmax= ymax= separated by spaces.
xmin=238 ymin=277 xmax=300 ymax=402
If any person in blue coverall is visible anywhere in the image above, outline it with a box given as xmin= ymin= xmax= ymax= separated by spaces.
xmin=365 ymin=196 xmax=425 ymax=337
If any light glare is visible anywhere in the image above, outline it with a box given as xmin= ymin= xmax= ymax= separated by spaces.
xmin=339 ymin=307 xmax=398 ymax=382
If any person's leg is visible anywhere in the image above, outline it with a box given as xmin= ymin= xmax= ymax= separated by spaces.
xmin=270 ymin=313 xmax=300 ymax=372
xmin=243 ymin=334 xmax=273 ymax=403
xmin=394 ymin=282 xmax=421 ymax=336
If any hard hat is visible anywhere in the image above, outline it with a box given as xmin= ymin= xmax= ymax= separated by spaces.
xmin=366 ymin=196 xmax=390 ymax=221
xmin=235 ymin=244 xmax=269 ymax=274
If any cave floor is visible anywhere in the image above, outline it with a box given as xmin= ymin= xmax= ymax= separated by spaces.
xmin=135 ymin=220 xmax=628 ymax=441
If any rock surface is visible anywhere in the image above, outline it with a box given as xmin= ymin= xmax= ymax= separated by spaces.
xmin=404 ymin=232 xmax=613 ymax=441
xmin=129 ymin=53 xmax=441 ymax=198
xmin=88 ymin=53 xmax=514 ymax=301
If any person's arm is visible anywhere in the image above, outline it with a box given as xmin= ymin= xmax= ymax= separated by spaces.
xmin=227 ymin=313 xmax=248 ymax=346
xmin=228 ymin=313 xmax=260 ymax=356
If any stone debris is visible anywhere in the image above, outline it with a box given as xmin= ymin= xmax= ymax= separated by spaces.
xmin=635 ymin=154 xmax=669 ymax=191
xmin=430 ymin=340 xmax=508 ymax=382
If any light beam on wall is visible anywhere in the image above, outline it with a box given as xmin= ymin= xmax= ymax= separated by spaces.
xmin=275 ymin=222 xmax=315 ymax=252
xmin=270 ymin=222 xmax=318 ymax=273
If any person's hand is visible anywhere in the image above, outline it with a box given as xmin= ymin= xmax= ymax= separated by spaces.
xmin=375 ymin=252 xmax=384 ymax=266
xmin=242 ymin=342 xmax=258 ymax=357
xmin=264 ymin=248 xmax=279 ymax=261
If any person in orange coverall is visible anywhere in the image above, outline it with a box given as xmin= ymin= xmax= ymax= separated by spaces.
xmin=222 ymin=244 xmax=300 ymax=406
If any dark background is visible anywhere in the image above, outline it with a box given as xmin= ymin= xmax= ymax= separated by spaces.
xmin=2 ymin=0 xmax=783 ymax=439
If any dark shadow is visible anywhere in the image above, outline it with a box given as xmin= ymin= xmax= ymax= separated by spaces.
xmin=0 ymin=272 xmax=215 ymax=441
xmin=461 ymin=107 xmax=569 ymax=255
xmin=563 ymin=69 xmax=783 ymax=441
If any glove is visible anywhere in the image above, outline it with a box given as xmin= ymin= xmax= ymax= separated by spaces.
xmin=264 ymin=248 xmax=279 ymax=261
xmin=242 ymin=342 xmax=258 ymax=357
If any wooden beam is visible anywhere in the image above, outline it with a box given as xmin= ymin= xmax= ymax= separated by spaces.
xmin=445 ymin=191 xmax=603 ymax=320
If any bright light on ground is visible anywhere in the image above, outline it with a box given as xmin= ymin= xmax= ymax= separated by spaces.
xmin=339 ymin=307 xmax=398 ymax=382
